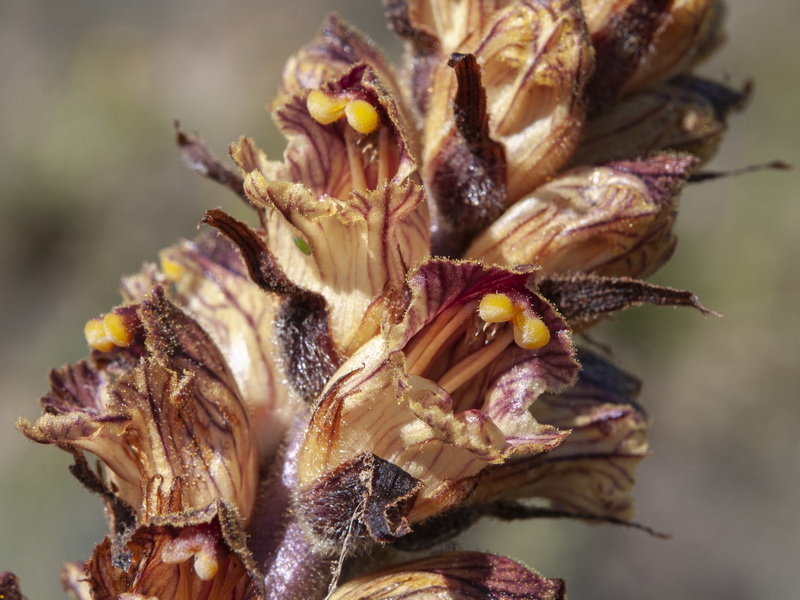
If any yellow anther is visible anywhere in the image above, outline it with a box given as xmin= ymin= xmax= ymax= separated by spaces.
xmin=478 ymin=293 xmax=517 ymax=323
xmin=160 ymin=255 xmax=184 ymax=282
xmin=512 ymin=312 xmax=551 ymax=350
xmin=345 ymin=99 xmax=379 ymax=134
xmin=84 ymin=318 xmax=115 ymax=352
xmin=103 ymin=312 xmax=133 ymax=347
xmin=306 ymin=89 xmax=348 ymax=125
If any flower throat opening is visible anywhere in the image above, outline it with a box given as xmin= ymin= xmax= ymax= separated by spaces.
xmin=307 ymin=89 xmax=394 ymax=194
xmin=404 ymin=292 xmax=550 ymax=397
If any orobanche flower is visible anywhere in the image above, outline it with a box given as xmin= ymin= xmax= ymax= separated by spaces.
xmin=14 ymin=0 xmax=744 ymax=598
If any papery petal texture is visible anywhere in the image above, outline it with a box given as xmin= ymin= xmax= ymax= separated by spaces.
xmin=158 ymin=233 xmax=302 ymax=458
xmin=422 ymin=0 xmax=594 ymax=206
xmin=465 ymin=154 xmax=696 ymax=278
xmin=18 ymin=288 xmax=259 ymax=520
xmin=85 ymin=504 xmax=261 ymax=600
xmin=297 ymin=259 xmax=578 ymax=528
xmin=473 ymin=345 xmax=648 ymax=521
xmin=329 ymin=551 xmax=566 ymax=600
xmin=245 ymin=174 xmax=429 ymax=356
xmin=573 ymin=75 xmax=749 ymax=167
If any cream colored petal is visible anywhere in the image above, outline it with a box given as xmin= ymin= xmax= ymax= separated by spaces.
xmin=331 ymin=552 xmax=565 ymax=599
xmin=245 ymin=174 xmax=429 ymax=356
xmin=159 ymin=234 xmax=302 ymax=459
xmin=465 ymin=155 xmax=696 ymax=278
xmin=297 ymin=260 xmax=578 ymax=526
xmin=423 ymin=0 xmax=593 ymax=206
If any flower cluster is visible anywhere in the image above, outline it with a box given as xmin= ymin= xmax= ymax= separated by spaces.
xmin=9 ymin=0 xmax=745 ymax=598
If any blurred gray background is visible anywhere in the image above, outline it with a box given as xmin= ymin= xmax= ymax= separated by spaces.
xmin=1 ymin=1 xmax=798 ymax=598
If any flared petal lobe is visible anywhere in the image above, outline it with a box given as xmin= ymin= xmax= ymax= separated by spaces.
xmin=18 ymin=288 xmax=259 ymax=521
xmin=473 ymin=345 xmax=649 ymax=521
xmin=236 ymin=65 xmax=429 ymax=356
xmin=297 ymin=259 xmax=578 ymax=540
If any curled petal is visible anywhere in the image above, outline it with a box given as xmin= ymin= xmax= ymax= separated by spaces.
xmin=85 ymin=504 xmax=261 ymax=600
xmin=330 ymin=551 xmax=565 ymax=600
xmin=245 ymin=175 xmax=429 ymax=356
xmin=297 ymin=260 xmax=578 ymax=529
xmin=573 ymin=76 xmax=749 ymax=167
xmin=279 ymin=14 xmax=402 ymax=111
xmin=158 ymin=233 xmax=303 ymax=458
xmin=18 ymin=289 xmax=258 ymax=520
xmin=423 ymin=0 xmax=594 ymax=209
xmin=473 ymin=345 xmax=648 ymax=521
xmin=245 ymin=64 xmax=417 ymax=199
xmin=465 ymin=154 xmax=697 ymax=278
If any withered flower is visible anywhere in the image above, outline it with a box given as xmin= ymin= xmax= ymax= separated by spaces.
xmin=13 ymin=0 xmax=744 ymax=598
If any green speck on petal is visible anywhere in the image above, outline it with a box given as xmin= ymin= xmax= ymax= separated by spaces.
xmin=293 ymin=236 xmax=312 ymax=255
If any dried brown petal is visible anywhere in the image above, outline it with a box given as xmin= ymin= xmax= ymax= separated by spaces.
xmin=584 ymin=0 xmax=725 ymax=107
xmin=465 ymin=154 xmax=697 ymax=279
xmin=539 ymin=272 xmax=716 ymax=331
xmin=330 ymin=551 xmax=566 ymax=600
xmin=573 ymin=76 xmax=749 ymax=166
xmin=85 ymin=505 xmax=261 ymax=600
xmin=158 ymin=233 xmax=303 ymax=458
xmin=18 ymin=288 xmax=259 ymax=521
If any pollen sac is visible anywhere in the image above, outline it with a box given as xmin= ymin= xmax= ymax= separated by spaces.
xmin=306 ymin=89 xmax=349 ymax=125
xmin=478 ymin=293 xmax=517 ymax=323
xmin=84 ymin=307 xmax=140 ymax=352
xmin=512 ymin=312 xmax=551 ymax=350
xmin=344 ymin=98 xmax=379 ymax=134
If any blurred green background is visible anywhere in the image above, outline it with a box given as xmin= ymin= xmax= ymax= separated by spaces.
xmin=1 ymin=1 xmax=797 ymax=598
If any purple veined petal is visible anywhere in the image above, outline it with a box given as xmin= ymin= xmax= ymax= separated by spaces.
xmin=158 ymin=233 xmax=304 ymax=459
xmin=473 ymin=344 xmax=649 ymax=522
xmin=18 ymin=288 xmax=259 ymax=522
xmin=465 ymin=154 xmax=697 ymax=279
xmin=242 ymin=63 xmax=417 ymax=200
xmin=329 ymin=551 xmax=566 ymax=600
xmin=296 ymin=259 xmax=578 ymax=531
xmin=244 ymin=175 xmax=429 ymax=357
xmin=278 ymin=14 xmax=403 ymax=112
xmin=572 ymin=75 xmax=749 ymax=168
